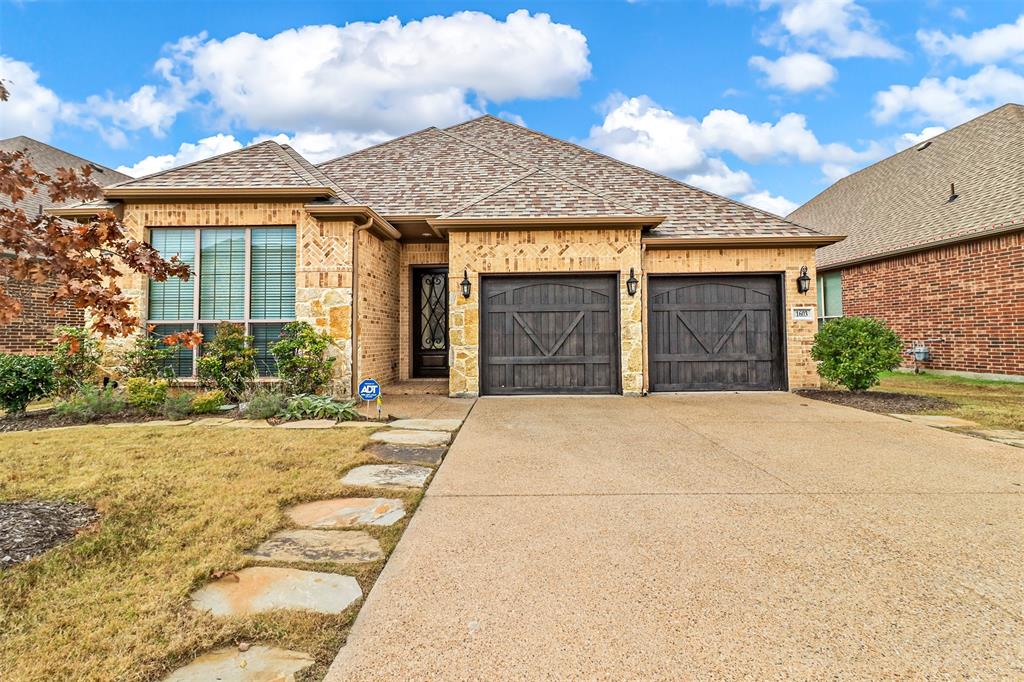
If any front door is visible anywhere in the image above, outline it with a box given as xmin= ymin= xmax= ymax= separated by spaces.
xmin=412 ymin=267 xmax=449 ymax=378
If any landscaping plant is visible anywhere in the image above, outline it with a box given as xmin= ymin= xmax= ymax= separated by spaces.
xmin=0 ymin=354 xmax=55 ymax=415
xmin=53 ymin=385 xmax=125 ymax=422
xmin=118 ymin=332 xmax=175 ymax=380
xmin=279 ymin=393 xmax=359 ymax=422
xmin=124 ymin=378 xmax=169 ymax=412
xmin=270 ymin=321 xmax=337 ymax=394
xmin=48 ymin=326 xmax=101 ymax=398
xmin=812 ymin=316 xmax=903 ymax=391
xmin=190 ymin=390 xmax=226 ymax=414
xmin=160 ymin=393 xmax=194 ymax=420
xmin=196 ymin=323 xmax=257 ymax=400
xmin=242 ymin=388 xmax=288 ymax=419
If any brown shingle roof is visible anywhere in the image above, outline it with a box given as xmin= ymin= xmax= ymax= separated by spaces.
xmin=789 ymin=103 xmax=1024 ymax=268
xmin=0 ymin=136 xmax=130 ymax=215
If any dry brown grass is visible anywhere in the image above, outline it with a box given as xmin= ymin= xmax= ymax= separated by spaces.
xmin=877 ymin=371 xmax=1024 ymax=430
xmin=0 ymin=423 xmax=419 ymax=682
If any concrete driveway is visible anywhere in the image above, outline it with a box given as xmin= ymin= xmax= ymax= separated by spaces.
xmin=328 ymin=393 xmax=1024 ymax=679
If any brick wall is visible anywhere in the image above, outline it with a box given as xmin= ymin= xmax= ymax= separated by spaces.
xmin=0 ymin=274 xmax=85 ymax=354
xmin=837 ymin=230 xmax=1024 ymax=377
xmin=399 ymin=242 xmax=449 ymax=381
xmin=643 ymin=246 xmax=820 ymax=390
xmin=356 ymin=229 xmax=400 ymax=385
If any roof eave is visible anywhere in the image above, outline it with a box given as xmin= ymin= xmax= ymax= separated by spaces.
xmin=429 ymin=215 xmax=667 ymax=231
xmin=302 ymin=204 xmax=401 ymax=240
xmin=642 ymin=235 xmax=845 ymax=248
xmin=103 ymin=186 xmax=337 ymax=200
xmin=45 ymin=203 xmax=123 ymax=219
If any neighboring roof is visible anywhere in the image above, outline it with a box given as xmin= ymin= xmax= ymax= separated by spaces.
xmin=103 ymin=140 xmax=348 ymax=199
xmin=789 ymin=103 xmax=1024 ymax=269
xmin=0 ymin=136 xmax=131 ymax=216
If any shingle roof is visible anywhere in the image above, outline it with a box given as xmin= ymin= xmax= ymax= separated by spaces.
xmin=105 ymin=140 xmax=347 ymax=195
xmin=789 ymin=103 xmax=1024 ymax=268
xmin=0 ymin=136 xmax=131 ymax=215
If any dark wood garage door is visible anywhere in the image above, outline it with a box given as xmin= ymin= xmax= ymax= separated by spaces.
xmin=648 ymin=275 xmax=785 ymax=391
xmin=480 ymin=275 xmax=619 ymax=395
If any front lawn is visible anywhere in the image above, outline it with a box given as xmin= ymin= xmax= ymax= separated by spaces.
xmin=0 ymin=424 xmax=413 ymax=682
xmin=876 ymin=371 xmax=1024 ymax=430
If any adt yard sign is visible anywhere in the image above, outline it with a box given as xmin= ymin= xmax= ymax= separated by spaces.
xmin=358 ymin=379 xmax=381 ymax=401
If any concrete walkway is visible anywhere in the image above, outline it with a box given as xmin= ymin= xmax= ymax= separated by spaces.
xmin=327 ymin=393 xmax=1024 ymax=679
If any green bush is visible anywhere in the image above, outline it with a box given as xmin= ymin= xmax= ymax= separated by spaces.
xmin=196 ymin=323 xmax=257 ymax=401
xmin=191 ymin=390 xmax=226 ymax=414
xmin=812 ymin=316 xmax=903 ymax=391
xmin=54 ymin=385 xmax=125 ymax=422
xmin=270 ymin=321 xmax=336 ymax=394
xmin=124 ymin=378 xmax=169 ymax=412
xmin=161 ymin=393 xmax=194 ymax=420
xmin=243 ymin=389 xmax=288 ymax=419
xmin=0 ymin=354 xmax=55 ymax=415
xmin=118 ymin=333 xmax=174 ymax=380
xmin=279 ymin=394 xmax=358 ymax=422
xmin=49 ymin=326 xmax=102 ymax=398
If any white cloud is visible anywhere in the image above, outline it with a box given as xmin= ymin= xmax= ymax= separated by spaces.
xmin=739 ymin=190 xmax=798 ymax=216
xmin=251 ymin=130 xmax=390 ymax=164
xmin=684 ymin=158 xmax=755 ymax=195
xmin=873 ymin=65 xmax=1024 ymax=126
xmin=917 ymin=15 xmax=1024 ymax=65
xmin=759 ymin=0 xmax=903 ymax=59
xmin=949 ymin=7 xmax=967 ymax=21
xmin=820 ymin=162 xmax=852 ymax=182
xmin=115 ymin=133 xmax=243 ymax=177
xmin=749 ymin=52 xmax=837 ymax=92
xmin=898 ymin=125 xmax=946 ymax=148
xmin=0 ymin=56 xmax=61 ymax=140
xmin=497 ymin=111 xmax=526 ymax=126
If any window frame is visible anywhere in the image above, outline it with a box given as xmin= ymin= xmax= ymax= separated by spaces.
xmin=816 ymin=270 xmax=843 ymax=326
xmin=146 ymin=225 xmax=297 ymax=378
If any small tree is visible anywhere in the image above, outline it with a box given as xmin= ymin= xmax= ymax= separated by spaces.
xmin=812 ymin=316 xmax=903 ymax=391
xmin=270 ymin=321 xmax=336 ymax=394
xmin=196 ymin=323 xmax=257 ymax=401
xmin=48 ymin=326 xmax=102 ymax=398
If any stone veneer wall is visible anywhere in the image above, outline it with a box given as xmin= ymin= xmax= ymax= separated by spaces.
xmin=447 ymin=228 xmax=643 ymax=397
xmin=355 ymin=229 xmax=401 ymax=386
xmin=642 ymin=246 xmax=820 ymax=390
xmin=118 ymin=202 xmax=355 ymax=395
xmin=398 ymin=242 xmax=449 ymax=381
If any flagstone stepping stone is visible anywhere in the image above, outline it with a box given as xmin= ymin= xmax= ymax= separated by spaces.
xmin=334 ymin=421 xmax=388 ymax=428
xmin=369 ymin=429 xmax=450 ymax=447
xmin=363 ymin=442 xmax=446 ymax=466
xmin=162 ymin=645 xmax=314 ymax=681
xmin=889 ymin=414 xmax=979 ymax=428
xmin=106 ymin=419 xmax=192 ymax=428
xmin=341 ymin=464 xmax=432 ymax=488
xmin=192 ymin=417 xmax=236 ymax=427
xmin=221 ymin=419 xmax=273 ymax=429
xmin=970 ymin=429 xmax=1024 ymax=447
xmin=276 ymin=419 xmax=337 ymax=429
xmin=246 ymin=529 xmax=383 ymax=563
xmin=190 ymin=566 xmax=361 ymax=616
xmin=286 ymin=497 xmax=405 ymax=527
xmin=388 ymin=418 xmax=463 ymax=432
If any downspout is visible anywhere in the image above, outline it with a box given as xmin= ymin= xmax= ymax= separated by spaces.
xmin=350 ymin=214 xmax=374 ymax=397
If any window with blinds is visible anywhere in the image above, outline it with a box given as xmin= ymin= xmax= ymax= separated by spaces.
xmin=816 ymin=271 xmax=843 ymax=326
xmin=147 ymin=226 xmax=296 ymax=377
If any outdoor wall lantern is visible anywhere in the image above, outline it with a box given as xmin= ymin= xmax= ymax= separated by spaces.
xmin=460 ymin=269 xmax=472 ymax=299
xmin=626 ymin=268 xmax=639 ymax=297
xmin=796 ymin=266 xmax=811 ymax=294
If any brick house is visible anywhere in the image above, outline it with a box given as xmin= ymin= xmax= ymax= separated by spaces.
xmin=52 ymin=116 xmax=842 ymax=397
xmin=788 ymin=104 xmax=1024 ymax=381
xmin=0 ymin=136 xmax=131 ymax=354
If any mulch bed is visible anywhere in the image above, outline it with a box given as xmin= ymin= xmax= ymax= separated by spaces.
xmin=0 ymin=409 xmax=193 ymax=434
xmin=796 ymin=389 xmax=955 ymax=415
xmin=1 ymin=500 xmax=99 ymax=569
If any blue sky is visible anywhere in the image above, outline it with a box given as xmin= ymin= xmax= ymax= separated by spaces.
xmin=3 ymin=0 xmax=1023 ymax=215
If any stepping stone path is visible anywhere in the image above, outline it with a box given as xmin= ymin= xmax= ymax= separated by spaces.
xmin=277 ymin=419 xmax=337 ymax=429
xmin=192 ymin=417 xmax=236 ymax=427
xmin=363 ymin=443 xmax=445 ymax=466
xmin=286 ymin=497 xmax=406 ymax=527
xmin=162 ymin=645 xmax=314 ymax=682
xmin=969 ymin=429 xmax=1024 ymax=447
xmin=247 ymin=529 xmax=383 ymax=563
xmin=335 ymin=421 xmax=389 ymax=428
xmin=342 ymin=464 xmax=432 ymax=488
xmin=190 ymin=566 xmax=361 ymax=616
xmin=388 ymin=418 xmax=463 ymax=432
xmin=222 ymin=419 xmax=272 ymax=429
xmin=890 ymin=414 xmax=980 ymax=428
xmin=370 ymin=429 xmax=451 ymax=447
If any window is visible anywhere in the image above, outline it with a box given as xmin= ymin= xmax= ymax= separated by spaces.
xmin=148 ymin=226 xmax=296 ymax=377
xmin=816 ymin=271 xmax=843 ymax=325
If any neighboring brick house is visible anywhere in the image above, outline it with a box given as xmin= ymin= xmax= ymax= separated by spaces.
xmin=53 ymin=116 xmax=842 ymax=396
xmin=0 ymin=136 xmax=131 ymax=354
xmin=789 ymin=103 xmax=1024 ymax=381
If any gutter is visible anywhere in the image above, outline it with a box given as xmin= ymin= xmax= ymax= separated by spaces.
xmin=103 ymin=186 xmax=337 ymax=200
xmin=349 ymin=215 xmax=374 ymax=397
xmin=304 ymin=204 xmax=401 ymax=240
xmin=428 ymin=215 xmax=667 ymax=231
xmin=641 ymin=235 xmax=845 ymax=249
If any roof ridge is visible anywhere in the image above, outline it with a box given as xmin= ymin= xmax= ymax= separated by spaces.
xmin=276 ymin=144 xmax=356 ymax=203
xmin=441 ymin=168 xmax=539 ymax=218
xmin=273 ymin=143 xmax=321 ymax=186
xmin=107 ymin=139 xmax=281 ymax=188
xmin=447 ymin=115 xmax=822 ymax=232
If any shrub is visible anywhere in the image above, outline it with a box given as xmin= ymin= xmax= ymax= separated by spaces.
xmin=191 ymin=390 xmax=226 ymax=414
xmin=54 ymin=385 xmax=125 ymax=422
xmin=812 ymin=316 xmax=903 ymax=391
xmin=49 ymin=326 xmax=102 ymax=398
xmin=270 ymin=321 xmax=337 ymax=394
xmin=196 ymin=323 xmax=257 ymax=401
xmin=118 ymin=333 xmax=174 ymax=380
xmin=243 ymin=389 xmax=288 ymax=420
xmin=160 ymin=393 xmax=193 ymax=420
xmin=124 ymin=378 xmax=169 ymax=412
xmin=279 ymin=393 xmax=359 ymax=422
xmin=0 ymin=354 xmax=55 ymax=415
